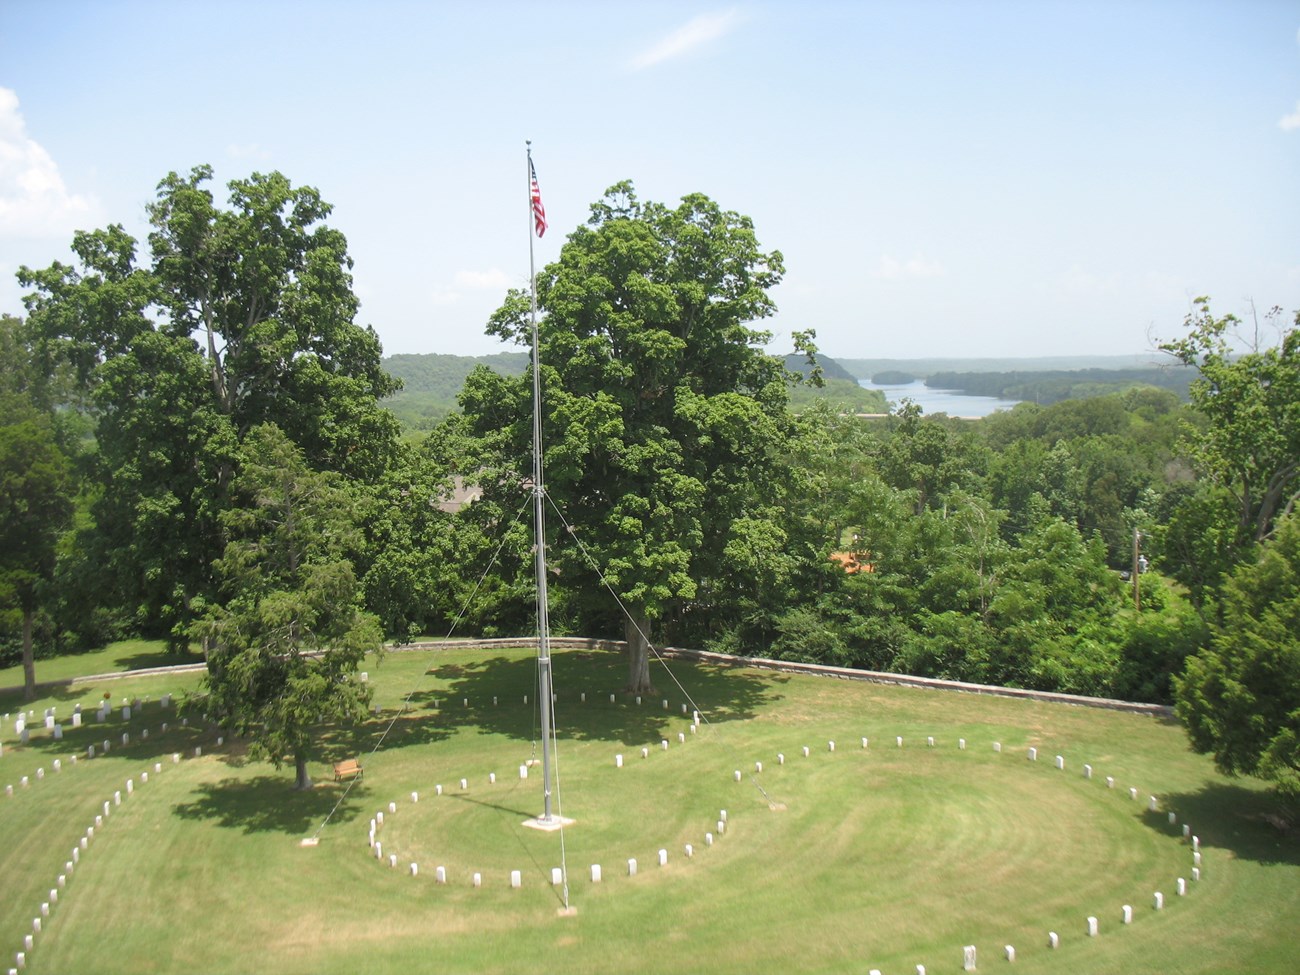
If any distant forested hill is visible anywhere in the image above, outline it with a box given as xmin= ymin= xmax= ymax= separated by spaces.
xmin=925 ymin=367 xmax=1194 ymax=404
xmin=382 ymin=353 xmax=528 ymax=430
xmin=834 ymin=355 xmax=1195 ymax=406
xmin=381 ymin=351 xmax=884 ymax=431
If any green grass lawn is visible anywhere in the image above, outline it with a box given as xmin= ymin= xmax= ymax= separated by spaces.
xmin=1 ymin=645 xmax=1296 ymax=974
xmin=0 ymin=639 xmax=205 ymax=690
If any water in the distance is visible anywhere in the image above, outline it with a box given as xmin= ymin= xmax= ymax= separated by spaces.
xmin=857 ymin=379 xmax=1021 ymax=418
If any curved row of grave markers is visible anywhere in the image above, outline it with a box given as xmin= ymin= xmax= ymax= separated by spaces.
xmin=1 ymin=698 xmax=220 ymax=975
xmin=364 ymin=715 xmax=1202 ymax=975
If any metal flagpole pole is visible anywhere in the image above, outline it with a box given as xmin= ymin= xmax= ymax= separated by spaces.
xmin=527 ymin=141 xmax=555 ymax=824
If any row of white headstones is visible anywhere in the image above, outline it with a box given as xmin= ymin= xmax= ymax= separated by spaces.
xmin=366 ymin=699 xmax=718 ymax=886
xmin=366 ymin=714 xmax=1203 ymax=974
xmin=3 ymin=696 xmax=218 ymax=975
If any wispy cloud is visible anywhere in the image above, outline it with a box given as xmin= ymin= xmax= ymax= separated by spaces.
xmin=629 ymin=9 xmax=742 ymax=71
xmin=0 ymin=87 xmax=99 ymax=237
xmin=870 ymin=254 xmax=945 ymax=280
xmin=454 ymin=268 xmax=512 ymax=289
xmin=226 ymin=142 xmax=273 ymax=161
xmin=1278 ymin=100 xmax=1300 ymax=131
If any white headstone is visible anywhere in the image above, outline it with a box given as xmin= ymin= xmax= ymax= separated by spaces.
xmin=36 ymin=769 xmax=44 ymax=780
xmin=510 ymin=870 xmax=521 ymax=888
xmin=720 ymin=809 xmax=728 ymax=822
xmin=1192 ymin=835 xmax=1200 ymax=851
xmin=963 ymin=945 xmax=976 ymax=971
xmin=375 ymin=843 xmax=382 ymax=859
xmin=389 ymin=801 xmax=397 ymax=813
xmin=411 ymin=792 xmax=419 ymax=803
xmin=459 ymin=779 xmax=467 ymax=790
xmin=705 ymin=832 xmax=713 ymax=846
xmin=389 ymin=854 xmax=397 ymax=868
xmin=928 ymin=737 xmax=935 ymax=747
xmin=661 ymin=739 xmax=668 ymax=750
xmin=1004 ymin=946 xmax=1015 ymax=962
xmin=1154 ymin=891 xmax=1164 ymax=909
xmin=642 ymin=748 xmax=649 ymax=759
xmin=1168 ymin=811 xmax=1177 ymax=825
xmin=437 ymin=866 xmax=448 ymax=884
xmin=376 ymin=811 xmax=384 ymax=825
xmin=734 ymin=770 xmax=741 ymax=781
xmin=685 ymin=844 xmax=693 ymax=858
xmin=1129 ymin=787 xmax=1138 ymax=800
xmin=473 ymin=872 xmax=482 ymax=887
xmin=53 ymin=725 xmax=63 ymax=741
xmin=1177 ymin=877 xmax=1186 ymax=896
xmin=896 ymin=736 xmax=903 ymax=748
xmin=993 ymin=741 xmax=1001 ymax=752
xmin=755 ymin=761 xmax=763 ymax=773
xmin=610 ymin=694 xmax=615 ymax=703
xmin=1193 ymin=867 xmax=1201 ymax=882
xmin=410 ymin=863 xmax=418 ymax=876
xmin=520 ymin=765 xmax=528 ymax=779
xmin=1028 ymin=747 xmax=1037 ymax=761
xmin=829 ymin=740 xmax=836 ymax=751
xmin=1183 ymin=824 xmax=1191 ymax=838
xmin=802 ymin=746 xmax=810 ymax=757
xmin=635 ymin=696 xmax=641 ymax=706
xmin=1087 ymin=916 xmax=1098 ymax=937
xmin=436 ymin=784 xmax=443 ymax=795
xmin=778 ymin=753 xmax=785 ymax=764
xmin=590 ymin=864 xmax=601 ymax=883
xmin=53 ymin=760 xmax=61 ymax=772
xmin=127 ymin=779 xmax=134 ymax=793
xmin=615 ymin=754 xmax=623 ymax=768
xmin=627 ymin=858 xmax=637 ymax=876
xmin=1149 ymin=795 xmax=1158 ymax=811
xmin=72 ymin=713 xmax=82 ymax=728
xmin=20 ymin=776 xmax=28 ymax=788
xmin=959 ymin=738 xmax=966 ymax=750
xmin=113 ymin=790 xmax=121 ymax=805
xmin=1123 ymin=904 xmax=1133 ymax=924
xmin=122 ymin=707 xmax=131 ymax=720
xmin=657 ymin=849 xmax=667 ymax=866
xmin=1106 ymin=776 xmax=1115 ymax=788
xmin=717 ymin=820 xmax=726 ymax=834
xmin=1048 ymin=931 xmax=1059 ymax=949
xmin=1055 ymin=755 xmax=1064 ymax=769
xmin=1193 ymin=851 xmax=1202 ymax=866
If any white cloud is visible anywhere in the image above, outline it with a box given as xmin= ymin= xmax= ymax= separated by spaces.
xmin=1278 ymin=100 xmax=1300 ymax=131
xmin=454 ymin=268 xmax=512 ymax=289
xmin=226 ymin=142 xmax=273 ymax=161
xmin=870 ymin=254 xmax=945 ymax=280
xmin=0 ymin=87 xmax=99 ymax=237
xmin=629 ymin=9 xmax=742 ymax=70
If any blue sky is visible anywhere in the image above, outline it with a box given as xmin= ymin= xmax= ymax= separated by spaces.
xmin=2 ymin=1 xmax=1298 ymax=361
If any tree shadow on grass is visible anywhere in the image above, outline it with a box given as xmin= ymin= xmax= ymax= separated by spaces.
xmin=172 ymin=775 xmax=369 ymax=835
xmin=378 ymin=649 xmax=786 ymax=751
xmin=1141 ymin=781 xmax=1299 ymax=867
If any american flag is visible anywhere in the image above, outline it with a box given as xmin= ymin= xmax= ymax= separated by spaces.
xmin=530 ymin=157 xmax=548 ymax=238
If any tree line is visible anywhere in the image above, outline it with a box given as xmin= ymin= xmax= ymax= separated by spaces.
xmin=1 ymin=166 xmax=1296 ymax=803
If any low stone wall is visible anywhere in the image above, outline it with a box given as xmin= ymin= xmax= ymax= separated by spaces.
xmin=400 ymin=638 xmax=1175 ymax=718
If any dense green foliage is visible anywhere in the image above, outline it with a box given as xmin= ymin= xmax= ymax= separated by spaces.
xmin=3 ymin=167 xmax=1298 ymax=800
xmin=926 ymin=367 xmax=1194 ymax=404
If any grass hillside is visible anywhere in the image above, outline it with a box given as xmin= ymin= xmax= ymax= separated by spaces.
xmin=1 ymin=644 xmax=1295 ymax=974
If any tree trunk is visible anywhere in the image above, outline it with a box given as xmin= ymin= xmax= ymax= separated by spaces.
xmin=624 ymin=610 xmax=656 ymax=695
xmin=22 ymin=607 xmax=35 ymax=702
xmin=293 ymin=751 xmax=313 ymax=791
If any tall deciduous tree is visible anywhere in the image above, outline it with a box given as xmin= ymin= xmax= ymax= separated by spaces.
xmin=1161 ymin=298 xmax=1300 ymax=552
xmin=0 ymin=398 xmax=75 ymax=699
xmin=18 ymin=166 xmax=401 ymax=646
xmin=463 ymin=181 xmax=808 ymax=692
xmin=195 ymin=424 xmax=381 ymax=789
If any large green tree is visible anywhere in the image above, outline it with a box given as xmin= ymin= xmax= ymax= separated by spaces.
xmin=195 ymin=424 xmax=381 ymax=789
xmin=462 ymin=181 xmax=810 ymax=691
xmin=18 ymin=166 xmax=401 ymax=646
xmin=0 ymin=397 xmax=75 ymax=699
xmin=1161 ymin=298 xmax=1300 ymax=552
xmin=1176 ymin=515 xmax=1300 ymax=804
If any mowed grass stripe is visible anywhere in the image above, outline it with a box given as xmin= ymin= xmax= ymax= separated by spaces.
xmin=3 ymin=645 xmax=1296 ymax=974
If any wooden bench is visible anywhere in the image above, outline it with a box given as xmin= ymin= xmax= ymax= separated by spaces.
xmin=333 ymin=758 xmax=363 ymax=782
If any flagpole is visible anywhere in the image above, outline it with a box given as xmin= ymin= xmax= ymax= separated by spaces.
xmin=527 ymin=140 xmax=556 ymax=825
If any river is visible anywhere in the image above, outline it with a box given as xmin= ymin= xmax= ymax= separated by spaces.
xmin=856 ymin=379 xmax=1021 ymax=418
